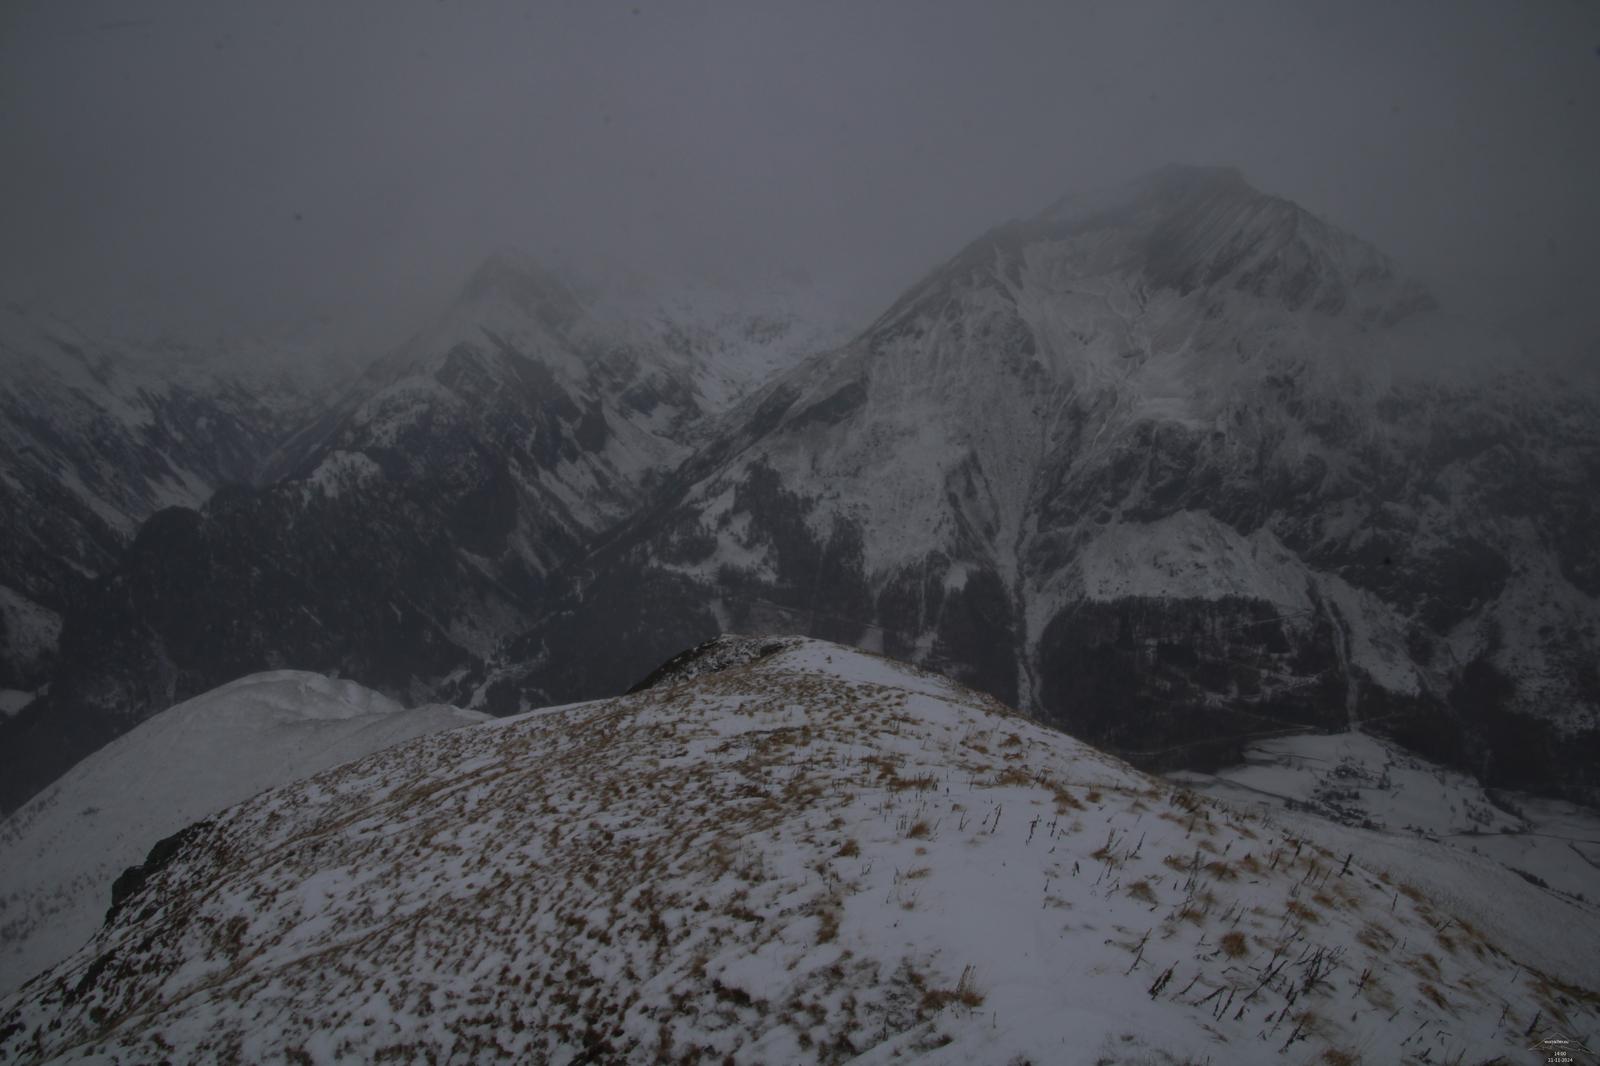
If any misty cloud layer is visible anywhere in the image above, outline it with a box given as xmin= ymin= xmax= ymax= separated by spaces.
xmin=2 ymin=1 xmax=1596 ymax=356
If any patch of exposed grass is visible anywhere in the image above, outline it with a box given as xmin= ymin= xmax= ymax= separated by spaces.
xmin=815 ymin=906 xmax=840 ymax=944
xmin=1419 ymin=982 xmax=1450 ymax=1011
xmin=1356 ymin=921 xmax=1392 ymax=952
xmin=1286 ymin=899 xmax=1321 ymax=925
xmin=920 ymin=965 xmax=984 ymax=1011
xmin=1126 ymin=879 xmax=1158 ymax=904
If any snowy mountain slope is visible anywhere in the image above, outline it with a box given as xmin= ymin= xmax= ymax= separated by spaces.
xmin=299 ymin=253 xmax=852 ymax=571
xmin=1173 ymin=731 xmax=1600 ymax=902
xmin=0 ymin=259 xmax=856 ymax=816
xmin=271 ymin=253 xmax=852 ymax=507
xmin=0 ymin=671 xmax=487 ymax=999
xmin=0 ymin=306 xmax=347 ymax=692
xmin=496 ymin=165 xmax=1600 ymax=804
xmin=1 ymin=637 xmax=1594 ymax=1064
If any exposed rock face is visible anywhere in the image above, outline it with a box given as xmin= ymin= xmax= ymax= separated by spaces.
xmin=105 ymin=820 xmax=213 ymax=926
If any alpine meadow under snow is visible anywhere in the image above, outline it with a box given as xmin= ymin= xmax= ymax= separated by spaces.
xmin=2 ymin=639 xmax=1595 ymax=1065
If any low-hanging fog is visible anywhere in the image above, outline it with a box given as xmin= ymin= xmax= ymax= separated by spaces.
xmin=1 ymin=0 xmax=1596 ymax=360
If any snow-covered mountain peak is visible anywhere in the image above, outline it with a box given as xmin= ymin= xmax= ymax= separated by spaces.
xmin=845 ymin=165 xmax=1447 ymax=454
xmin=1039 ymin=163 xmax=1435 ymax=325
xmin=383 ymin=250 xmax=852 ymax=417
xmin=1039 ymin=161 xmax=1253 ymax=225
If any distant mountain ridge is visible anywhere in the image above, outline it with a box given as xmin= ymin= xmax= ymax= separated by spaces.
xmin=0 ymin=309 xmax=348 ymax=693
xmin=4 ymin=164 xmax=1597 ymax=816
xmin=0 ymin=266 xmax=852 ymax=812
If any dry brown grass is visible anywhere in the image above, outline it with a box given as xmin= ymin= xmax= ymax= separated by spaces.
xmin=1530 ymin=970 xmax=1600 ymax=1010
xmin=815 ymin=906 xmax=840 ymax=944
xmin=1219 ymin=930 xmax=1249 ymax=958
xmin=1052 ymin=788 xmax=1084 ymax=813
xmin=992 ymin=766 xmax=1033 ymax=788
xmin=836 ymin=839 xmax=860 ymax=858
xmin=1356 ymin=922 xmax=1392 ymax=952
xmin=1405 ymin=952 xmax=1443 ymax=984
xmin=1126 ymin=879 xmax=1158 ymax=904
xmin=920 ymin=965 xmax=985 ymax=1011
xmin=1286 ymin=899 xmax=1321 ymax=925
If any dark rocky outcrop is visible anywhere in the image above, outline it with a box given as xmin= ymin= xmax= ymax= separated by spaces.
xmin=106 ymin=820 xmax=216 ymax=926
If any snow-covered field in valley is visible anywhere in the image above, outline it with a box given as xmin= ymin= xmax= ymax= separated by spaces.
xmin=1175 ymin=730 xmax=1600 ymax=910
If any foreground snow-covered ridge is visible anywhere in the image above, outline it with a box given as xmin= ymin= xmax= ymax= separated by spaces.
xmin=0 ymin=672 xmax=487 ymax=998
xmin=3 ymin=639 xmax=1596 ymax=1064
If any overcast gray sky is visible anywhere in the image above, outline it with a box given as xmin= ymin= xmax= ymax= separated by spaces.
xmin=1 ymin=1 xmax=1597 ymax=355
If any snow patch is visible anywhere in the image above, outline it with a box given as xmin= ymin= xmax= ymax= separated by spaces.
xmin=306 ymin=449 xmax=384 ymax=498
xmin=0 ymin=585 xmax=61 ymax=675
xmin=1078 ymin=511 xmax=1312 ymax=610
